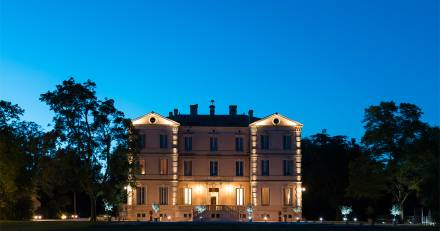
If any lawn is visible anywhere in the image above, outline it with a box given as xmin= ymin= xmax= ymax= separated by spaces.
xmin=0 ymin=221 xmax=437 ymax=231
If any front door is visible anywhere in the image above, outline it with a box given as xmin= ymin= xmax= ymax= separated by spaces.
xmin=211 ymin=196 xmax=217 ymax=205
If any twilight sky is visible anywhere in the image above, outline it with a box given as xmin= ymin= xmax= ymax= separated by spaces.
xmin=0 ymin=0 xmax=438 ymax=139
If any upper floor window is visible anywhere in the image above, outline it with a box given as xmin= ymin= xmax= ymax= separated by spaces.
xmin=160 ymin=159 xmax=168 ymax=175
xmin=283 ymin=135 xmax=292 ymax=150
xmin=261 ymin=160 xmax=270 ymax=176
xmin=210 ymin=137 xmax=218 ymax=151
xmin=235 ymin=137 xmax=244 ymax=152
xmin=210 ymin=161 xmax=218 ymax=176
xmin=236 ymin=161 xmax=244 ymax=176
xmin=260 ymin=135 xmax=269 ymax=150
xmin=283 ymin=160 xmax=294 ymax=176
xmin=138 ymin=134 xmax=145 ymax=149
xmin=184 ymin=160 xmax=192 ymax=176
xmin=159 ymin=187 xmax=168 ymax=205
xmin=139 ymin=159 xmax=146 ymax=175
xmin=184 ymin=137 xmax=192 ymax=151
xmin=159 ymin=134 xmax=168 ymax=149
xmin=136 ymin=187 xmax=145 ymax=205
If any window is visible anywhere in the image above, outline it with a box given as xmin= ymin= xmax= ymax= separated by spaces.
xmin=210 ymin=137 xmax=218 ymax=151
xmin=283 ymin=160 xmax=294 ymax=176
xmin=160 ymin=159 xmax=168 ymax=175
xmin=235 ymin=161 xmax=244 ymax=176
xmin=184 ymin=137 xmax=192 ymax=151
xmin=136 ymin=187 xmax=145 ymax=205
xmin=159 ymin=187 xmax=168 ymax=205
xmin=236 ymin=188 xmax=244 ymax=206
xmin=138 ymin=134 xmax=145 ymax=149
xmin=235 ymin=137 xmax=244 ymax=152
xmin=284 ymin=187 xmax=294 ymax=205
xmin=159 ymin=135 xmax=168 ymax=149
xmin=139 ymin=159 xmax=146 ymax=174
xmin=260 ymin=135 xmax=269 ymax=150
xmin=261 ymin=187 xmax=270 ymax=206
xmin=261 ymin=160 xmax=270 ymax=176
xmin=283 ymin=135 xmax=292 ymax=150
xmin=184 ymin=188 xmax=192 ymax=205
xmin=210 ymin=161 xmax=218 ymax=176
xmin=184 ymin=160 xmax=192 ymax=176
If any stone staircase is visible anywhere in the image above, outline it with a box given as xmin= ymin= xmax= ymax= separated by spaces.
xmin=194 ymin=205 xmax=242 ymax=222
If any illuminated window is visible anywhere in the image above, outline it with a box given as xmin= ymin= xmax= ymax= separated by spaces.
xmin=159 ymin=187 xmax=168 ymax=205
xmin=210 ymin=137 xmax=218 ymax=151
xmin=160 ymin=135 xmax=168 ymax=149
xmin=210 ymin=161 xmax=218 ymax=176
xmin=235 ymin=161 xmax=244 ymax=176
xmin=184 ymin=137 xmax=192 ymax=151
xmin=184 ymin=188 xmax=192 ymax=205
xmin=235 ymin=137 xmax=243 ymax=152
xmin=261 ymin=187 xmax=270 ymax=206
xmin=160 ymin=159 xmax=168 ymax=175
xmin=261 ymin=160 xmax=270 ymax=176
xmin=139 ymin=159 xmax=146 ymax=174
xmin=184 ymin=161 xmax=192 ymax=176
xmin=284 ymin=187 xmax=293 ymax=205
xmin=260 ymin=135 xmax=269 ymax=150
xmin=136 ymin=187 xmax=145 ymax=205
xmin=236 ymin=188 xmax=244 ymax=206
xmin=283 ymin=135 xmax=292 ymax=150
xmin=283 ymin=160 xmax=294 ymax=176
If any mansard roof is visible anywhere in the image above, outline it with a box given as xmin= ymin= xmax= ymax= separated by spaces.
xmin=167 ymin=114 xmax=260 ymax=127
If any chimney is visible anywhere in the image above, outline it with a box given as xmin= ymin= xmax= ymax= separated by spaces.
xmin=209 ymin=100 xmax=215 ymax=116
xmin=173 ymin=108 xmax=178 ymax=116
xmin=248 ymin=109 xmax=254 ymax=119
xmin=190 ymin=104 xmax=198 ymax=116
xmin=229 ymin=105 xmax=237 ymax=115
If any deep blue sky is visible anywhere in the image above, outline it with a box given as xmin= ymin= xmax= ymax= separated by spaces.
xmin=0 ymin=0 xmax=438 ymax=139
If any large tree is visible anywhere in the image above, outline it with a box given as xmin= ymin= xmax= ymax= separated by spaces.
xmin=361 ymin=101 xmax=427 ymax=220
xmin=302 ymin=131 xmax=361 ymax=220
xmin=40 ymin=78 xmax=138 ymax=221
xmin=0 ymin=100 xmax=44 ymax=219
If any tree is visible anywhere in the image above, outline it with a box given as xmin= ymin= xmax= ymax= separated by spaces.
xmin=361 ymin=101 xmax=426 ymax=220
xmin=40 ymin=77 xmax=138 ymax=221
xmin=0 ymin=100 xmax=44 ymax=219
xmin=302 ymin=131 xmax=361 ymax=220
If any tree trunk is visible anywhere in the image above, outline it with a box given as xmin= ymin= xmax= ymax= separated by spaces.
xmin=90 ymin=195 xmax=97 ymax=222
xmin=399 ymin=203 xmax=404 ymax=222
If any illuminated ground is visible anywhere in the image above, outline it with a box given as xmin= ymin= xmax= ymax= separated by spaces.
xmin=0 ymin=221 xmax=436 ymax=231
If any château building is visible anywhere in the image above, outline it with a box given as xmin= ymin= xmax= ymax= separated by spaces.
xmin=123 ymin=103 xmax=303 ymax=222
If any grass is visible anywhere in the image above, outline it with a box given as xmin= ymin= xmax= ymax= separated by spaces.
xmin=0 ymin=221 xmax=438 ymax=231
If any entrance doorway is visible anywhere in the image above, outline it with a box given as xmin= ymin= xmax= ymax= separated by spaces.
xmin=209 ymin=188 xmax=219 ymax=205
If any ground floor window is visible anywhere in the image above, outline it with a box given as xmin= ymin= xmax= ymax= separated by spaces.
xmin=284 ymin=187 xmax=294 ymax=205
xmin=136 ymin=187 xmax=145 ymax=205
xmin=261 ymin=187 xmax=270 ymax=206
xmin=236 ymin=188 xmax=244 ymax=206
xmin=184 ymin=188 xmax=192 ymax=205
xmin=159 ymin=187 xmax=168 ymax=205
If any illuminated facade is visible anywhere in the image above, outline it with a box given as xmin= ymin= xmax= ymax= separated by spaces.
xmin=123 ymin=104 xmax=303 ymax=222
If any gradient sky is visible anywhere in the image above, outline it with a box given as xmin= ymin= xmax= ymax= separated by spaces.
xmin=0 ymin=0 xmax=438 ymax=139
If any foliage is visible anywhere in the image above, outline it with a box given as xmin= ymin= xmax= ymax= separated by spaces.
xmin=0 ymin=100 xmax=44 ymax=219
xmin=360 ymin=101 xmax=429 ymax=219
xmin=39 ymin=77 xmax=138 ymax=221
xmin=302 ymin=132 xmax=360 ymax=220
